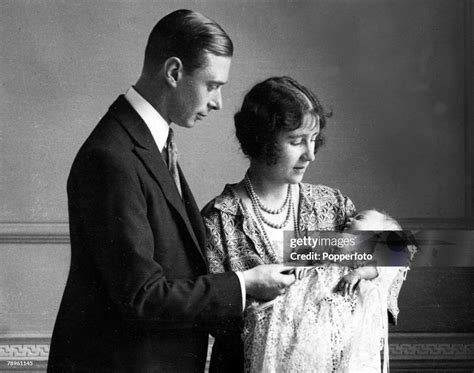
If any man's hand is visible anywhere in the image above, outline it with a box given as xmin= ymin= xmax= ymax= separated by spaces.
xmin=242 ymin=264 xmax=296 ymax=301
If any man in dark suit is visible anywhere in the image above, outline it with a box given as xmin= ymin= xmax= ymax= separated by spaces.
xmin=47 ymin=9 xmax=294 ymax=373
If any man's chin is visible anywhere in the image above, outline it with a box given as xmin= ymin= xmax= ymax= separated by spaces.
xmin=174 ymin=120 xmax=197 ymax=129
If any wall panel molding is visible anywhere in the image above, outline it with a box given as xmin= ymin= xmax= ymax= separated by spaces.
xmin=1 ymin=218 xmax=472 ymax=246
xmin=0 ymin=335 xmax=49 ymax=372
xmin=0 ymin=223 xmax=69 ymax=244
xmin=390 ymin=333 xmax=474 ymax=372
xmin=0 ymin=333 xmax=472 ymax=372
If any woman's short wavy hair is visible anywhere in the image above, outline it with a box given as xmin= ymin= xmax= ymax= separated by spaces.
xmin=235 ymin=76 xmax=331 ymax=165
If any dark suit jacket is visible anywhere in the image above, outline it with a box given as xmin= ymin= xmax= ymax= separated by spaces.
xmin=48 ymin=96 xmax=242 ymax=373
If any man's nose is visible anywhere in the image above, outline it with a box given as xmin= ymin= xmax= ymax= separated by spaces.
xmin=209 ymin=90 xmax=222 ymax=111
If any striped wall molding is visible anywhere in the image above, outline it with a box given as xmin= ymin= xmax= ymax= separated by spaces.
xmin=0 ymin=222 xmax=69 ymax=244
xmin=0 ymin=333 xmax=473 ymax=372
xmin=0 ymin=223 xmax=69 ymax=244
xmin=1 ymin=217 xmax=473 ymax=246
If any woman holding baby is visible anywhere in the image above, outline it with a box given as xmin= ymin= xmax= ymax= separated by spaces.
xmin=202 ymin=76 xmax=410 ymax=372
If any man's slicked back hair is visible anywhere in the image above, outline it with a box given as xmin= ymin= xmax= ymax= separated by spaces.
xmin=143 ymin=9 xmax=233 ymax=74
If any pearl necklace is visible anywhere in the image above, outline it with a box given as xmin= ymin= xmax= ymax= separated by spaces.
xmin=244 ymin=172 xmax=294 ymax=230
xmin=244 ymin=172 xmax=291 ymax=214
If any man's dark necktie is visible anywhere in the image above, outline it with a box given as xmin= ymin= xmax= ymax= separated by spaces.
xmin=164 ymin=128 xmax=182 ymax=197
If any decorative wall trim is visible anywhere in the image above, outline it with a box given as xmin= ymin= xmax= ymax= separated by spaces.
xmin=0 ymin=333 xmax=472 ymax=371
xmin=0 ymin=223 xmax=69 ymax=244
xmin=0 ymin=344 xmax=49 ymax=360
xmin=390 ymin=332 xmax=474 ymax=358
xmin=389 ymin=333 xmax=474 ymax=371
xmin=1 ymin=218 xmax=473 ymax=246
xmin=0 ymin=335 xmax=50 ymax=371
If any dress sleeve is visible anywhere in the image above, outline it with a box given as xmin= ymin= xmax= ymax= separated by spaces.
xmin=343 ymin=193 xmax=357 ymax=220
xmin=334 ymin=188 xmax=357 ymax=229
xmin=301 ymin=184 xmax=357 ymax=231
xmin=202 ymin=208 xmax=228 ymax=274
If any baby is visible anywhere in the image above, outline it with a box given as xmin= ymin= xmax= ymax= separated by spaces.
xmin=293 ymin=209 xmax=402 ymax=296
xmin=336 ymin=209 xmax=402 ymax=296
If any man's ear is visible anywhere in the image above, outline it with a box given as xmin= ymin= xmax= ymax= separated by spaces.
xmin=163 ymin=57 xmax=183 ymax=87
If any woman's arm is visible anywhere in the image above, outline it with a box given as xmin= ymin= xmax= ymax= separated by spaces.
xmin=202 ymin=206 xmax=228 ymax=274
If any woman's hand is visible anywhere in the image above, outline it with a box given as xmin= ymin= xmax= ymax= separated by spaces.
xmin=336 ymin=271 xmax=361 ymax=296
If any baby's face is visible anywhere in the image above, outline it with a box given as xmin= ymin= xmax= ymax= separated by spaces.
xmin=344 ymin=210 xmax=385 ymax=231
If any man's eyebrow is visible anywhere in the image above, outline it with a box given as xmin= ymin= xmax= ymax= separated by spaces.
xmin=208 ymin=79 xmax=226 ymax=85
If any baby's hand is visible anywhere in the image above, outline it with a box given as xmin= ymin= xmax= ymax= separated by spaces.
xmin=336 ymin=272 xmax=361 ymax=296
xmin=293 ymin=266 xmax=315 ymax=280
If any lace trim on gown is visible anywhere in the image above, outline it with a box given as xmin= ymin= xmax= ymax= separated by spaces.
xmin=244 ymin=265 xmax=393 ymax=373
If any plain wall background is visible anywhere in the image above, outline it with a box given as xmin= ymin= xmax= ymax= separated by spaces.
xmin=0 ymin=0 xmax=472 ymax=342
xmin=1 ymin=0 xmax=467 ymax=221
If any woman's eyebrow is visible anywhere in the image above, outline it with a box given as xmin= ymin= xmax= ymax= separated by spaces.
xmin=287 ymin=131 xmax=320 ymax=139
xmin=287 ymin=134 xmax=304 ymax=138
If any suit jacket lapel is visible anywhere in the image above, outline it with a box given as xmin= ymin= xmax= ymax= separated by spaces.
xmin=134 ymin=147 xmax=206 ymax=263
xmin=109 ymin=96 xmax=205 ymax=261
xmin=179 ymin=166 xmax=207 ymax=262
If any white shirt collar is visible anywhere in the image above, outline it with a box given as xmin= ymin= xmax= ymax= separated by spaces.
xmin=124 ymin=86 xmax=169 ymax=152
